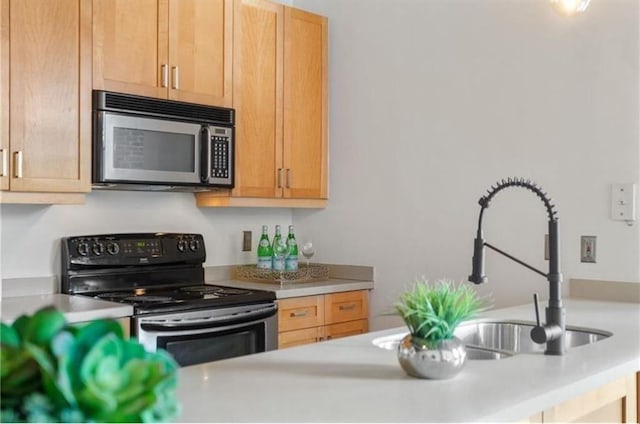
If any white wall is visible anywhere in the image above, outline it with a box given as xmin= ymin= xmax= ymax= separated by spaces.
xmin=1 ymin=0 xmax=638 ymax=333
xmin=292 ymin=0 xmax=640 ymax=330
xmin=0 ymin=191 xmax=292 ymax=279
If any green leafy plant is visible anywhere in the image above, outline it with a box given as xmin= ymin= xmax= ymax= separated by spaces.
xmin=0 ymin=306 xmax=179 ymax=423
xmin=395 ymin=278 xmax=486 ymax=343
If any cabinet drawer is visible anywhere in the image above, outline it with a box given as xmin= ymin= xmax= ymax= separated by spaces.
xmin=324 ymin=290 xmax=368 ymax=325
xmin=278 ymin=327 xmax=322 ymax=349
xmin=325 ymin=319 xmax=368 ymax=341
xmin=278 ymin=295 xmax=324 ymax=332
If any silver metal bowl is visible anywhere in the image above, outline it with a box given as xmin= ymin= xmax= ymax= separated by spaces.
xmin=396 ymin=335 xmax=467 ymax=379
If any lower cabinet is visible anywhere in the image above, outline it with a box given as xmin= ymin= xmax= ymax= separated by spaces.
xmin=525 ymin=373 xmax=637 ymax=423
xmin=277 ymin=290 xmax=369 ymax=349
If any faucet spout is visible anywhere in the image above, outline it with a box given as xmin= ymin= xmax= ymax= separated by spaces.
xmin=469 ymin=177 xmax=566 ymax=355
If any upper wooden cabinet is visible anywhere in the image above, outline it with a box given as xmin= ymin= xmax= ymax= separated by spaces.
xmin=230 ymin=0 xmax=283 ymax=198
xmin=93 ymin=0 xmax=232 ymax=107
xmin=282 ymin=7 xmax=328 ymax=200
xmin=196 ymin=0 xmax=327 ymax=207
xmin=0 ymin=0 xmax=91 ymax=199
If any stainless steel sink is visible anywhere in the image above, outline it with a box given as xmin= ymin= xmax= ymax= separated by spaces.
xmin=466 ymin=346 xmax=512 ymax=360
xmin=372 ymin=333 xmax=514 ymax=360
xmin=454 ymin=319 xmax=612 ymax=354
xmin=372 ymin=320 xmax=611 ymax=360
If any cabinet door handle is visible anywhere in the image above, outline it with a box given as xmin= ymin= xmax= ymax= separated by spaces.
xmin=0 ymin=149 xmax=7 ymax=177
xmin=161 ymin=64 xmax=169 ymax=88
xmin=171 ymin=66 xmax=179 ymax=90
xmin=286 ymin=169 xmax=291 ymax=188
xmin=339 ymin=304 xmax=356 ymax=311
xmin=290 ymin=310 xmax=308 ymax=318
xmin=277 ymin=168 xmax=284 ymax=188
xmin=14 ymin=151 xmax=23 ymax=178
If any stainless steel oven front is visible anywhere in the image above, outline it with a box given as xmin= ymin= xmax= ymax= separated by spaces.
xmin=134 ymin=302 xmax=278 ymax=367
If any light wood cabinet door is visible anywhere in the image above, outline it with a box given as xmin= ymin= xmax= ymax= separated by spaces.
xmin=169 ymin=0 xmax=232 ymax=107
xmin=541 ymin=374 xmax=637 ymax=423
xmin=232 ymin=0 xmax=283 ymax=197
xmin=206 ymin=2 xmax=327 ymax=205
xmin=0 ymin=0 xmax=8 ymax=191
xmin=325 ymin=319 xmax=368 ymax=341
xmin=6 ymin=0 xmax=91 ymax=193
xmin=278 ymin=295 xmax=324 ymax=333
xmin=278 ymin=327 xmax=322 ymax=349
xmin=283 ymin=7 xmax=328 ymax=199
xmin=93 ymin=0 xmax=168 ymax=99
xmin=277 ymin=290 xmax=370 ymax=349
xmin=94 ymin=0 xmax=231 ymax=107
xmin=324 ymin=290 xmax=369 ymax=325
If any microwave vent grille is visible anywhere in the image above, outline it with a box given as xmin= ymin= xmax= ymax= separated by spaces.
xmin=100 ymin=92 xmax=234 ymax=125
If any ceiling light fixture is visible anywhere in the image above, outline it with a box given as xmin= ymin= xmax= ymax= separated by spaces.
xmin=549 ymin=0 xmax=591 ymax=16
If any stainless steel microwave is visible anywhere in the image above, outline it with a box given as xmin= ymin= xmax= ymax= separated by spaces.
xmin=93 ymin=90 xmax=234 ymax=191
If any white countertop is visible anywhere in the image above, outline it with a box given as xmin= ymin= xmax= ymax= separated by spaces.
xmin=175 ymin=299 xmax=640 ymax=422
xmin=211 ymin=278 xmax=374 ymax=298
xmin=1 ymin=294 xmax=133 ymax=324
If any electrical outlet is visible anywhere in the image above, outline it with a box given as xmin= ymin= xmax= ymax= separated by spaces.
xmin=580 ymin=236 xmax=596 ymax=263
xmin=242 ymin=231 xmax=252 ymax=252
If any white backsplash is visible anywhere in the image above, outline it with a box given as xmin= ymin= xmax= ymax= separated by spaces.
xmin=0 ymin=190 xmax=292 ymax=280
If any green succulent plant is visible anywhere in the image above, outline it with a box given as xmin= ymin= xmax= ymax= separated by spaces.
xmin=395 ymin=278 xmax=486 ymax=343
xmin=0 ymin=306 xmax=179 ymax=423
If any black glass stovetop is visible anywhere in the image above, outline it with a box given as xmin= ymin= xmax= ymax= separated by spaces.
xmin=90 ymin=284 xmax=276 ymax=314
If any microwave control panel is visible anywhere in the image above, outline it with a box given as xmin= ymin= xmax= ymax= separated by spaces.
xmin=209 ymin=126 xmax=233 ymax=184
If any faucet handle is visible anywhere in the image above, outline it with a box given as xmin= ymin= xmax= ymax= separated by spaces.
xmin=533 ymin=293 xmax=542 ymax=327
xmin=531 ymin=293 xmax=548 ymax=344
xmin=531 ymin=293 xmax=563 ymax=345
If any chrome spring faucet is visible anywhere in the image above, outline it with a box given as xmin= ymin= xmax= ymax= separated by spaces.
xmin=469 ymin=177 xmax=566 ymax=355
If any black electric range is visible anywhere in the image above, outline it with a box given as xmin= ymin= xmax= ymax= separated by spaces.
xmin=60 ymin=232 xmax=275 ymax=315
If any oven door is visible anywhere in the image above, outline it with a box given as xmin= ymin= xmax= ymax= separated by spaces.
xmin=96 ymin=111 xmax=204 ymax=186
xmin=134 ymin=303 xmax=278 ymax=367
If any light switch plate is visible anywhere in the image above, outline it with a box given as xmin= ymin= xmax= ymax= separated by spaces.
xmin=611 ymin=183 xmax=636 ymax=221
xmin=580 ymin=235 xmax=596 ymax=263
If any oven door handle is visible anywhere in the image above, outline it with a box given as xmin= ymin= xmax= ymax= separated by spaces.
xmin=139 ymin=304 xmax=277 ymax=332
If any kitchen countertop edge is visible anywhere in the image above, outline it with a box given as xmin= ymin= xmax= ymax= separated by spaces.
xmin=209 ymin=278 xmax=374 ymax=298
xmin=1 ymin=294 xmax=134 ymax=324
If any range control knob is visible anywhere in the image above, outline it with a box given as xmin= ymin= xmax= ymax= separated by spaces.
xmin=91 ymin=242 xmax=105 ymax=256
xmin=189 ymin=239 xmax=200 ymax=252
xmin=177 ymin=239 xmax=188 ymax=252
xmin=106 ymin=242 xmax=120 ymax=255
xmin=77 ymin=242 xmax=89 ymax=257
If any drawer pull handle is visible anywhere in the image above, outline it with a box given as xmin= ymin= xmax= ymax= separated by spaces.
xmin=290 ymin=310 xmax=308 ymax=318
xmin=277 ymin=168 xmax=284 ymax=188
xmin=14 ymin=151 xmax=23 ymax=178
xmin=0 ymin=149 xmax=7 ymax=177
xmin=286 ymin=168 xmax=291 ymax=188
xmin=161 ymin=64 xmax=169 ymax=87
xmin=172 ymin=66 xmax=179 ymax=90
xmin=339 ymin=304 xmax=356 ymax=311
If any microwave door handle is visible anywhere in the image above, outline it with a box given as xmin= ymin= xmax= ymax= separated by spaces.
xmin=201 ymin=126 xmax=211 ymax=183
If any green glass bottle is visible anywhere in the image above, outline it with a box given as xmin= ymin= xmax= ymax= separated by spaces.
xmin=257 ymin=225 xmax=273 ymax=269
xmin=285 ymin=225 xmax=298 ymax=271
xmin=271 ymin=225 xmax=284 ymax=271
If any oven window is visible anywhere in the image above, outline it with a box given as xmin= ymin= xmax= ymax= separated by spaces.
xmin=157 ymin=323 xmax=265 ymax=367
xmin=113 ymin=127 xmax=195 ymax=172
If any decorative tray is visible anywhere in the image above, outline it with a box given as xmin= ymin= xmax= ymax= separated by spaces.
xmin=233 ymin=264 xmax=329 ymax=284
